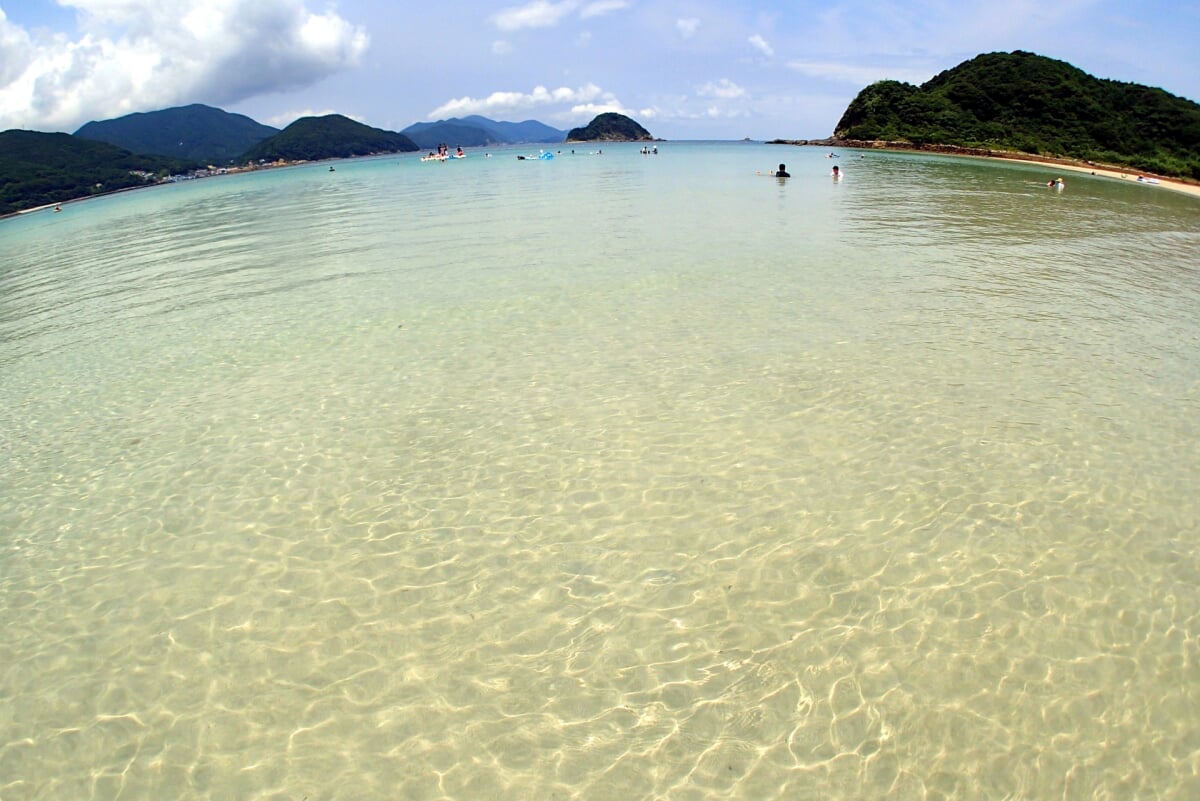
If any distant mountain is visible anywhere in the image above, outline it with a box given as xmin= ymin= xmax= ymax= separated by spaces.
xmin=403 ymin=121 xmax=494 ymax=149
xmin=74 ymin=103 xmax=278 ymax=165
xmin=834 ymin=50 xmax=1200 ymax=179
xmin=401 ymin=116 xmax=566 ymax=148
xmin=566 ymin=113 xmax=654 ymax=142
xmin=239 ymin=115 xmax=419 ymax=162
xmin=0 ymin=130 xmax=199 ymax=216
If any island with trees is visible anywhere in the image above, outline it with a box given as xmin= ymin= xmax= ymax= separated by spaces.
xmin=566 ymin=113 xmax=655 ymax=142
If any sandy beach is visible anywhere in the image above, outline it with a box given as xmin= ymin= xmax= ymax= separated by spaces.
xmin=924 ymin=149 xmax=1200 ymax=199
xmin=1024 ymin=158 xmax=1200 ymax=199
xmin=773 ymin=138 xmax=1200 ymax=200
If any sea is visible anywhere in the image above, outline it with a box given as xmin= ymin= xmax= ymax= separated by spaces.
xmin=2 ymin=141 xmax=1198 ymax=800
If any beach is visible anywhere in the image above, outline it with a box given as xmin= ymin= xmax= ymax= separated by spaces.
xmin=983 ymin=153 xmax=1200 ymax=198
xmin=772 ymin=138 xmax=1200 ymax=199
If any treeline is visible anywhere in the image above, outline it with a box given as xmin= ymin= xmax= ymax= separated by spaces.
xmin=75 ymin=103 xmax=278 ymax=164
xmin=240 ymin=115 xmax=418 ymax=162
xmin=1 ymin=131 xmax=199 ymax=216
xmin=834 ymin=51 xmax=1200 ymax=179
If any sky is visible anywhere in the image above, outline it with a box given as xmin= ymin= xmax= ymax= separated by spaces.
xmin=1 ymin=0 xmax=1197 ymax=140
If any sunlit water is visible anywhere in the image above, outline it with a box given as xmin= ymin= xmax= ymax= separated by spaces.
xmin=2 ymin=143 xmax=1199 ymax=800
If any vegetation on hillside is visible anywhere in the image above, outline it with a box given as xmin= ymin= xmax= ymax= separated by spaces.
xmin=0 ymin=130 xmax=198 ymax=216
xmin=402 ymin=116 xmax=566 ymax=148
xmin=240 ymin=115 xmax=418 ymax=162
xmin=75 ymin=103 xmax=278 ymax=165
xmin=834 ymin=51 xmax=1200 ymax=179
xmin=566 ymin=113 xmax=653 ymax=142
xmin=404 ymin=123 xmax=494 ymax=149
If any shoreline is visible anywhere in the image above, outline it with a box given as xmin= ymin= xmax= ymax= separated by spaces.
xmin=771 ymin=138 xmax=1200 ymax=200
xmin=0 ymin=156 xmax=345 ymax=222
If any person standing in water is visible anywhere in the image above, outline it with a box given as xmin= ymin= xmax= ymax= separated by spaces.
xmin=773 ymin=163 xmax=790 ymax=178
xmin=831 ymin=165 xmax=841 ymax=179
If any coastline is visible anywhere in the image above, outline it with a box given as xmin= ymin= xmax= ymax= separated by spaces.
xmin=771 ymin=138 xmax=1200 ymax=200
xmin=0 ymin=156 xmax=335 ymax=222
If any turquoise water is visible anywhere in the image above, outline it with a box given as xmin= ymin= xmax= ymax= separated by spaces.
xmin=2 ymin=142 xmax=1199 ymax=800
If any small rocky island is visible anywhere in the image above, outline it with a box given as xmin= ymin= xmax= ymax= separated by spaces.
xmin=566 ymin=112 xmax=655 ymax=142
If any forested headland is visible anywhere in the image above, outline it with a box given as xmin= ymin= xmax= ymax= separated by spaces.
xmin=1 ymin=131 xmax=198 ymax=216
xmin=832 ymin=51 xmax=1200 ymax=180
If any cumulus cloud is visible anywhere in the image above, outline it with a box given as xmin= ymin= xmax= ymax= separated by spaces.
xmin=0 ymin=10 xmax=35 ymax=88
xmin=428 ymin=83 xmax=637 ymax=122
xmin=748 ymin=34 xmax=773 ymax=58
xmin=697 ymin=78 xmax=745 ymax=99
xmin=0 ymin=0 xmax=367 ymax=131
xmin=676 ymin=18 xmax=700 ymax=39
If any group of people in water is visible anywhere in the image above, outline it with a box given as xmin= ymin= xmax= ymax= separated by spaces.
xmin=766 ymin=160 xmax=1066 ymax=189
xmin=422 ymin=144 xmax=467 ymax=161
xmin=765 ymin=163 xmax=841 ymax=180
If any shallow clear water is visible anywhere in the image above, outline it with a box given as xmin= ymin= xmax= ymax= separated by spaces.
xmin=2 ymin=143 xmax=1199 ymax=800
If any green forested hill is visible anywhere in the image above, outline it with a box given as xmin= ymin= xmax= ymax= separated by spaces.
xmin=566 ymin=113 xmax=653 ymax=142
xmin=240 ymin=115 xmax=419 ymax=162
xmin=403 ymin=122 xmax=493 ymax=149
xmin=0 ymin=130 xmax=198 ymax=216
xmin=402 ymin=116 xmax=566 ymax=148
xmin=75 ymin=104 xmax=278 ymax=164
xmin=834 ymin=51 xmax=1200 ymax=178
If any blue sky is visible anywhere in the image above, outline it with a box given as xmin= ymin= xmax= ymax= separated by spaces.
xmin=1 ymin=0 xmax=1197 ymax=139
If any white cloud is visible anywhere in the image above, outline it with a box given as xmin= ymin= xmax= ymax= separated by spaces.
xmin=491 ymin=0 xmax=580 ymax=31
xmin=786 ymin=59 xmax=934 ymax=86
xmin=569 ymin=101 xmax=625 ymax=116
xmin=427 ymin=83 xmax=611 ymax=119
xmin=697 ymin=78 xmax=745 ymax=99
xmin=492 ymin=39 xmax=514 ymax=55
xmin=0 ymin=10 xmax=35 ymax=88
xmin=748 ymin=34 xmax=773 ymax=58
xmin=580 ymin=0 xmax=630 ymax=18
xmin=560 ymin=101 xmax=655 ymax=125
xmin=676 ymin=18 xmax=700 ymax=39
xmin=491 ymin=0 xmax=629 ymax=31
xmin=424 ymin=84 xmax=655 ymax=127
xmin=0 ymin=0 xmax=367 ymax=132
